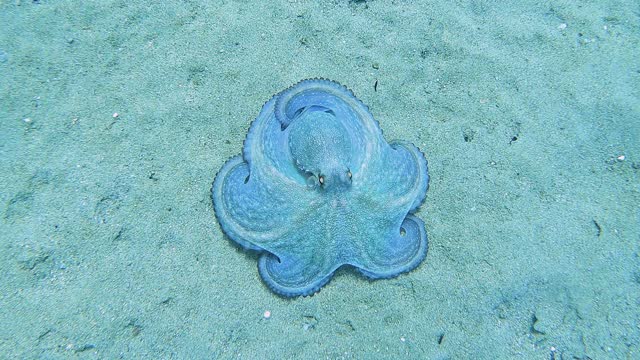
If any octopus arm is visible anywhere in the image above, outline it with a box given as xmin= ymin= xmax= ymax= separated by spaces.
xmin=211 ymin=155 xmax=311 ymax=250
xmin=356 ymin=140 xmax=429 ymax=213
xmin=258 ymin=242 xmax=339 ymax=297
xmin=256 ymin=206 xmax=343 ymax=297
xmin=356 ymin=214 xmax=428 ymax=278
xmin=274 ymin=79 xmax=385 ymax=170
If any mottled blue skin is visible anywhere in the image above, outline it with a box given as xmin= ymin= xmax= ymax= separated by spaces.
xmin=212 ymin=79 xmax=429 ymax=297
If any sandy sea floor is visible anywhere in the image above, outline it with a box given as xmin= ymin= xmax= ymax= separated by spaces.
xmin=1 ymin=0 xmax=639 ymax=358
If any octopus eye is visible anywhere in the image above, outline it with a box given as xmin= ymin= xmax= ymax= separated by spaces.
xmin=347 ymin=171 xmax=352 ymax=179
xmin=319 ymin=175 xmax=324 ymax=185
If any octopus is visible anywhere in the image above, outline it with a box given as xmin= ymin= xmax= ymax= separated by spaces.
xmin=212 ymin=79 xmax=429 ymax=297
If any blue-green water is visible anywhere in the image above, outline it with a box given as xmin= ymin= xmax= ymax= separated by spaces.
xmin=1 ymin=1 xmax=638 ymax=358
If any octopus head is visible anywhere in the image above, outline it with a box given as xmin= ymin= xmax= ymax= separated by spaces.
xmin=288 ymin=107 xmax=353 ymax=192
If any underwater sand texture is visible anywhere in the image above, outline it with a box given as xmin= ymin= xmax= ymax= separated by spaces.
xmin=0 ymin=0 xmax=638 ymax=358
